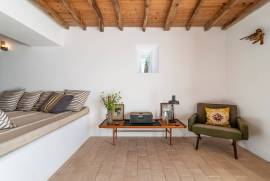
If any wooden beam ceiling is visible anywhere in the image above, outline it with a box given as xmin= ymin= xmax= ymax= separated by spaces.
xmin=204 ymin=0 xmax=238 ymax=31
xmin=186 ymin=0 xmax=203 ymax=31
xmin=34 ymin=0 xmax=69 ymax=29
xmin=222 ymin=0 xmax=270 ymax=30
xmin=111 ymin=0 xmax=123 ymax=31
xmin=143 ymin=0 xmax=150 ymax=32
xmin=164 ymin=0 xmax=180 ymax=31
xmin=60 ymin=0 xmax=86 ymax=30
xmin=34 ymin=0 xmax=270 ymax=32
xmin=88 ymin=0 xmax=104 ymax=32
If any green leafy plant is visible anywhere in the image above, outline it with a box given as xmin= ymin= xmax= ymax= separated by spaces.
xmin=101 ymin=92 xmax=122 ymax=111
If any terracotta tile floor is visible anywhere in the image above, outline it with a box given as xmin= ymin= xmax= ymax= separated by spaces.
xmin=50 ymin=137 xmax=270 ymax=181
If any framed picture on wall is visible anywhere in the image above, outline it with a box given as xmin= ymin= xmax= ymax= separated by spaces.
xmin=160 ymin=103 xmax=174 ymax=121
xmin=113 ymin=104 xmax=125 ymax=121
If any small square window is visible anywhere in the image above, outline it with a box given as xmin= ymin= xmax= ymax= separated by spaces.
xmin=136 ymin=45 xmax=159 ymax=73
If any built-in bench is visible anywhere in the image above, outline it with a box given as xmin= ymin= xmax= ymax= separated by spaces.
xmin=0 ymin=107 xmax=89 ymax=156
xmin=0 ymin=108 xmax=90 ymax=181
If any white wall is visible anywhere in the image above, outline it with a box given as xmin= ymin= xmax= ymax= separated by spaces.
xmin=0 ymin=28 xmax=228 ymax=137
xmin=227 ymin=3 xmax=270 ymax=161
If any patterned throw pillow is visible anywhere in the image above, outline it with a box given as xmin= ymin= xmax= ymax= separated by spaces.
xmin=17 ymin=91 xmax=42 ymax=111
xmin=64 ymin=90 xmax=90 ymax=112
xmin=40 ymin=93 xmax=73 ymax=113
xmin=0 ymin=109 xmax=15 ymax=130
xmin=0 ymin=89 xmax=25 ymax=112
xmin=50 ymin=95 xmax=74 ymax=114
xmin=32 ymin=91 xmax=53 ymax=111
xmin=205 ymin=107 xmax=230 ymax=127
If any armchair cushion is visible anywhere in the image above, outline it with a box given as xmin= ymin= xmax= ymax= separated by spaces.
xmin=192 ymin=123 xmax=242 ymax=140
xmin=237 ymin=117 xmax=249 ymax=140
xmin=197 ymin=103 xmax=238 ymax=128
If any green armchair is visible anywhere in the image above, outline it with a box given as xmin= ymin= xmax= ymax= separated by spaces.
xmin=188 ymin=103 xmax=249 ymax=159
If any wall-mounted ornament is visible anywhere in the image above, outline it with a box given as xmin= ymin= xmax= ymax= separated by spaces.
xmin=240 ymin=29 xmax=264 ymax=45
xmin=0 ymin=41 xmax=9 ymax=51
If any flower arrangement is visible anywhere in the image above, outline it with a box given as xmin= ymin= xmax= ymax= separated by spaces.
xmin=101 ymin=92 xmax=122 ymax=112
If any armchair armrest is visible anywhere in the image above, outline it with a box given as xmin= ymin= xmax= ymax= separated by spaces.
xmin=237 ymin=117 xmax=249 ymax=140
xmin=188 ymin=113 xmax=198 ymax=131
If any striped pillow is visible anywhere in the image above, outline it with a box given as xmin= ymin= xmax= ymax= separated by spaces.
xmin=64 ymin=90 xmax=90 ymax=111
xmin=0 ymin=89 xmax=25 ymax=112
xmin=49 ymin=95 xmax=74 ymax=114
xmin=40 ymin=93 xmax=64 ymax=113
xmin=17 ymin=91 xmax=42 ymax=111
xmin=0 ymin=109 xmax=15 ymax=130
xmin=32 ymin=91 xmax=53 ymax=111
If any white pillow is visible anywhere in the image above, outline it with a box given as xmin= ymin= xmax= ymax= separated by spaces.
xmin=0 ymin=109 xmax=15 ymax=130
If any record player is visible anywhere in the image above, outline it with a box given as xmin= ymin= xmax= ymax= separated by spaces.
xmin=129 ymin=112 xmax=154 ymax=124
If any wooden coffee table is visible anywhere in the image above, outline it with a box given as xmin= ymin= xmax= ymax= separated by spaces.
xmin=99 ymin=119 xmax=186 ymax=145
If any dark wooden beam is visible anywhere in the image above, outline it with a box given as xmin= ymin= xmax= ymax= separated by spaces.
xmin=88 ymin=0 xmax=104 ymax=32
xmin=111 ymin=0 xmax=123 ymax=31
xmin=164 ymin=0 xmax=180 ymax=31
xmin=204 ymin=0 xmax=237 ymax=31
xmin=142 ymin=0 xmax=150 ymax=32
xmin=35 ymin=0 xmax=69 ymax=29
xmin=60 ymin=0 xmax=86 ymax=30
xmin=78 ymin=11 xmax=85 ymax=30
xmin=186 ymin=0 xmax=203 ymax=31
xmin=222 ymin=0 xmax=270 ymax=30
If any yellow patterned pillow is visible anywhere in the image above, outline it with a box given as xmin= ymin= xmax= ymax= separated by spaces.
xmin=205 ymin=107 xmax=230 ymax=127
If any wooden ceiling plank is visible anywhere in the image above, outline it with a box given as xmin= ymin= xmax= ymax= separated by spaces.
xmin=143 ymin=0 xmax=150 ymax=32
xmin=186 ymin=0 xmax=203 ymax=31
xmin=222 ymin=0 xmax=270 ymax=30
xmin=88 ymin=0 xmax=104 ymax=32
xmin=112 ymin=0 xmax=123 ymax=31
xmin=34 ymin=0 xmax=268 ymax=31
xmin=204 ymin=0 xmax=238 ymax=31
xmin=60 ymin=0 xmax=86 ymax=30
xmin=164 ymin=0 xmax=181 ymax=31
xmin=34 ymin=0 xmax=69 ymax=29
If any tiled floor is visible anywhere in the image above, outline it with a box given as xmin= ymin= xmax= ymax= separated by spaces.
xmin=50 ymin=137 xmax=270 ymax=181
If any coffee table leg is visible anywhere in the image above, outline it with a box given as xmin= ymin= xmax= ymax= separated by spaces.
xmin=169 ymin=128 xmax=172 ymax=145
xmin=165 ymin=128 xmax=168 ymax=139
xmin=112 ymin=128 xmax=116 ymax=145
xmin=115 ymin=128 xmax=118 ymax=139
